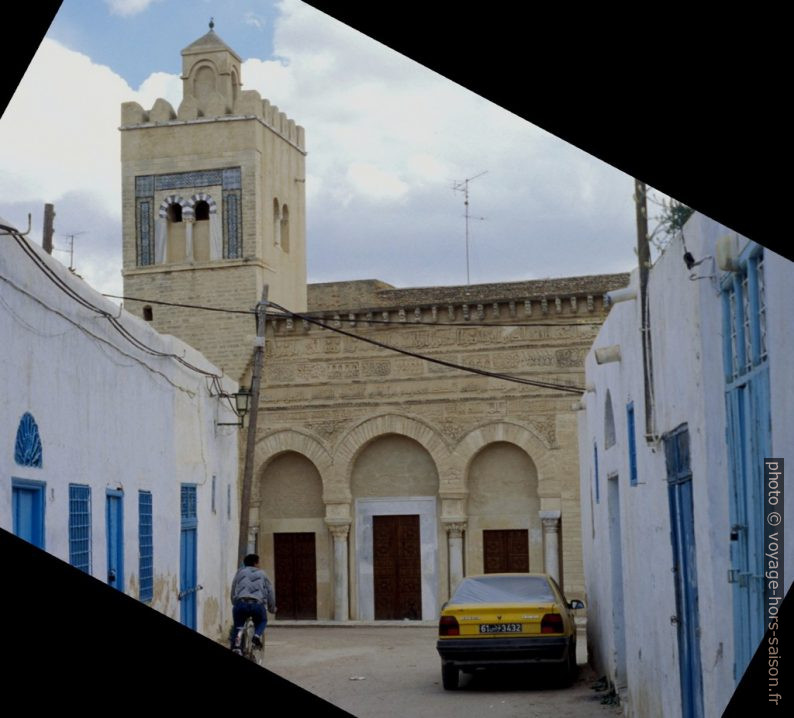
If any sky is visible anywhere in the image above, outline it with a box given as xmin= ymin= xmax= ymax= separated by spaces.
xmin=0 ymin=0 xmax=650 ymax=302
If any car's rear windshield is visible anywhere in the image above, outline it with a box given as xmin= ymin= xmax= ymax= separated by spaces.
xmin=448 ymin=575 xmax=555 ymax=604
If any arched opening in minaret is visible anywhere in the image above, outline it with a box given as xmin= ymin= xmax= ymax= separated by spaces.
xmin=281 ymin=204 xmax=290 ymax=253
xmin=166 ymin=200 xmax=186 ymax=262
xmin=193 ymin=199 xmax=210 ymax=261
xmin=166 ymin=203 xmax=182 ymax=223
xmin=273 ymin=198 xmax=281 ymax=247
xmin=195 ymin=200 xmax=210 ymax=221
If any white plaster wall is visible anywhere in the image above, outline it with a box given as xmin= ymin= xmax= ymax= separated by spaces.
xmin=0 ymin=233 xmax=239 ymax=641
xmin=578 ymin=214 xmax=792 ymax=717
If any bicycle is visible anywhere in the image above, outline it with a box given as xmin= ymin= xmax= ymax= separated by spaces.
xmin=232 ymin=616 xmax=265 ymax=666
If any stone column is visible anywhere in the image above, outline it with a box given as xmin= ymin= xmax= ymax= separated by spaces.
xmin=184 ymin=217 xmax=194 ymax=261
xmin=539 ymin=510 xmax=561 ymax=583
xmin=329 ymin=524 xmax=350 ymax=621
xmin=445 ymin=522 xmax=466 ymax=594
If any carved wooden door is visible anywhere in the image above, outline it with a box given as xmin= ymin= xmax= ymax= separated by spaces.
xmin=483 ymin=529 xmax=529 ymax=573
xmin=373 ymin=515 xmax=422 ymax=620
xmin=274 ymin=532 xmax=317 ymax=619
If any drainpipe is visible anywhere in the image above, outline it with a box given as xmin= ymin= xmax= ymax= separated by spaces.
xmin=634 ymin=180 xmax=656 ymax=440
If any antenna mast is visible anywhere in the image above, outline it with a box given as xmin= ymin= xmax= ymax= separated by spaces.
xmin=55 ymin=232 xmax=86 ymax=272
xmin=452 ymin=170 xmax=487 ymax=285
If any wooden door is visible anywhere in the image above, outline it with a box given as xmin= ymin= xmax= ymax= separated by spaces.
xmin=483 ymin=529 xmax=529 ymax=573
xmin=373 ymin=515 xmax=422 ymax=620
xmin=274 ymin=532 xmax=317 ymax=619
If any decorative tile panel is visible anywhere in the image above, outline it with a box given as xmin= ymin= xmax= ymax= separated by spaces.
xmin=136 ymin=199 xmax=153 ymax=265
xmin=135 ymin=175 xmax=154 ymax=197
xmin=223 ymin=189 xmax=242 ymax=258
xmin=155 ymin=169 xmax=224 ymax=191
xmin=222 ymin=167 xmax=242 ymax=189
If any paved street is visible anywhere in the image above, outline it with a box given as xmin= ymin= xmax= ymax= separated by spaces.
xmin=262 ymin=625 xmax=622 ymax=718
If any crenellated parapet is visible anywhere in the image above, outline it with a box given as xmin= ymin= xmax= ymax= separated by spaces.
xmin=281 ymin=274 xmax=630 ymax=334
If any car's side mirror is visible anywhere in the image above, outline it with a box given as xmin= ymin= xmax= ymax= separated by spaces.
xmin=568 ymin=599 xmax=585 ymax=610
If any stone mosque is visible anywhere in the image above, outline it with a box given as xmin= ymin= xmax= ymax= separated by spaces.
xmin=120 ymin=26 xmax=628 ymax=622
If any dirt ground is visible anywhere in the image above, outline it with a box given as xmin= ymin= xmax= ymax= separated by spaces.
xmin=262 ymin=625 xmax=623 ymax=718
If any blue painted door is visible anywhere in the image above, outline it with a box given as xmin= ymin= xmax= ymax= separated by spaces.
xmin=106 ymin=490 xmax=124 ymax=591
xmin=12 ymin=479 xmax=45 ymax=549
xmin=721 ymin=246 xmax=770 ymax=680
xmin=665 ymin=425 xmax=704 ymax=718
xmin=179 ymin=485 xmax=198 ymax=629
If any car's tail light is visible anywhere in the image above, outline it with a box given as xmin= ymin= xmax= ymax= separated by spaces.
xmin=541 ymin=613 xmax=564 ymax=634
xmin=439 ymin=615 xmax=460 ymax=636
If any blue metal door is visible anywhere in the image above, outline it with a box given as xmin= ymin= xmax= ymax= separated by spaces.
xmin=106 ymin=490 xmax=124 ymax=591
xmin=179 ymin=485 xmax=198 ymax=629
xmin=721 ymin=245 xmax=770 ymax=680
xmin=665 ymin=425 xmax=704 ymax=718
xmin=12 ymin=479 xmax=46 ymax=549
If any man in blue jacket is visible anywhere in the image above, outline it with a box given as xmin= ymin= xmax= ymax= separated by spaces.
xmin=230 ymin=553 xmax=277 ymax=650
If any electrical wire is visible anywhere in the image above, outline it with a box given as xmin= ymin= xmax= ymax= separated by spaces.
xmin=2 ymin=224 xmax=224 ymax=381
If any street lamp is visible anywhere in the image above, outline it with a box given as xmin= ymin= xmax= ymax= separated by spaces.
xmin=217 ymin=386 xmax=252 ymax=427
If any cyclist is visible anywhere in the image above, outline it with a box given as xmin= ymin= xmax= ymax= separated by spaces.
xmin=230 ymin=553 xmax=276 ymax=650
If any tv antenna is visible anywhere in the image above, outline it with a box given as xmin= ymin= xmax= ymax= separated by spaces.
xmin=452 ymin=170 xmax=487 ymax=285
xmin=54 ymin=231 xmax=86 ymax=272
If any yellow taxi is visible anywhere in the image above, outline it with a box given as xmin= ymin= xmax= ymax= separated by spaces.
xmin=436 ymin=573 xmax=584 ymax=690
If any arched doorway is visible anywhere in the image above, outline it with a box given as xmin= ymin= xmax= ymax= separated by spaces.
xmin=467 ymin=442 xmax=541 ymax=574
xmin=258 ymin=451 xmax=326 ymax=619
xmin=351 ymin=434 xmax=440 ymax=620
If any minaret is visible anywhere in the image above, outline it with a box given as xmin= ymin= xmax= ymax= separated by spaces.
xmin=120 ymin=22 xmax=307 ymax=382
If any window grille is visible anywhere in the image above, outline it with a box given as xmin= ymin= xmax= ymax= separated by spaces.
xmin=139 ymin=491 xmax=153 ymax=602
xmin=181 ymin=485 xmax=197 ymax=520
xmin=68 ymin=484 xmax=91 ymax=573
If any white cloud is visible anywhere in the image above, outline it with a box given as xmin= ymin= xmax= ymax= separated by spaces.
xmin=347 ymin=163 xmax=409 ymax=202
xmin=244 ymin=12 xmax=266 ymax=30
xmin=104 ymin=0 xmax=160 ymax=17
xmin=0 ymin=39 xmax=128 ymax=213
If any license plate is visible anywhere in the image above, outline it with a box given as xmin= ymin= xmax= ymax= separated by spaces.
xmin=479 ymin=623 xmax=522 ymax=633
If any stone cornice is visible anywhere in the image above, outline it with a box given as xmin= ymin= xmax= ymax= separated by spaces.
xmin=120 ymin=114 xmax=307 ymax=155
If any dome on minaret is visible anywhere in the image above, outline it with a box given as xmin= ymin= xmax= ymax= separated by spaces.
xmin=181 ymin=24 xmax=241 ymax=61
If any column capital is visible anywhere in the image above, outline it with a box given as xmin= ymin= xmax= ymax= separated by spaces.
xmin=326 ymin=521 xmax=351 ymax=540
xmin=443 ymin=521 xmax=467 ymax=538
xmin=539 ymin=509 xmax=561 ymax=521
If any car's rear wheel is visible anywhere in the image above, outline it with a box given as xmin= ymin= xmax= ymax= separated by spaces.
xmin=441 ymin=662 xmax=459 ymax=690
xmin=568 ymin=640 xmax=578 ymax=679
xmin=559 ymin=639 xmax=577 ymax=686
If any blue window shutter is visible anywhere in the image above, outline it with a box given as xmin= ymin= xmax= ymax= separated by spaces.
xmin=627 ymin=402 xmax=638 ymax=486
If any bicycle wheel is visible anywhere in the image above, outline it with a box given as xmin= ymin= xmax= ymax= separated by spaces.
xmin=243 ymin=618 xmax=256 ymax=661
xmin=253 ymin=630 xmax=265 ymax=666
